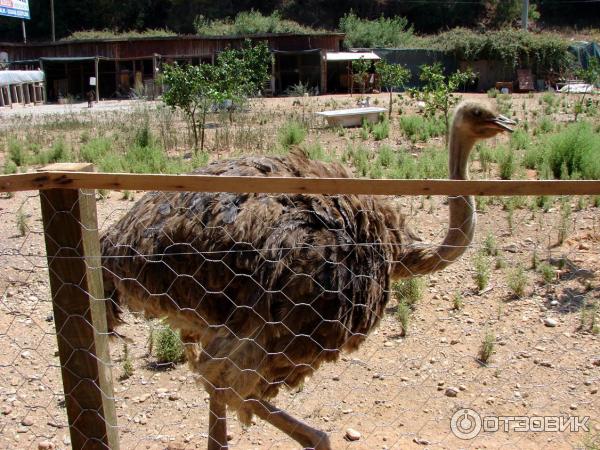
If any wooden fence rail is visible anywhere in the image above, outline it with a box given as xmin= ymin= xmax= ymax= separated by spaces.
xmin=1 ymin=170 xmax=600 ymax=196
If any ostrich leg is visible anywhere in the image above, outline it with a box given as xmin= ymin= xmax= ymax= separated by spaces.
xmin=248 ymin=399 xmax=331 ymax=450
xmin=208 ymin=395 xmax=228 ymax=450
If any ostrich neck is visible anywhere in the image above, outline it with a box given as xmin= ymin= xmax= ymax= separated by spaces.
xmin=394 ymin=126 xmax=477 ymax=277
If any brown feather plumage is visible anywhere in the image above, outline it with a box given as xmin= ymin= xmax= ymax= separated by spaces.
xmin=101 ymin=149 xmax=410 ymax=423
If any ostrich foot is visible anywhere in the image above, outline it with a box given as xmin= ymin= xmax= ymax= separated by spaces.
xmin=247 ymin=398 xmax=332 ymax=450
xmin=208 ymin=394 xmax=228 ymax=450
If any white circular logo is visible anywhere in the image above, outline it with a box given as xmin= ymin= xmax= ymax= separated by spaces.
xmin=450 ymin=408 xmax=482 ymax=440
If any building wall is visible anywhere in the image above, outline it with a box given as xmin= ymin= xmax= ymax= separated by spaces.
xmin=2 ymin=34 xmax=344 ymax=61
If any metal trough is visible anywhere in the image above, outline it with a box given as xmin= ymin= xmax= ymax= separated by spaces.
xmin=316 ymin=107 xmax=386 ymax=127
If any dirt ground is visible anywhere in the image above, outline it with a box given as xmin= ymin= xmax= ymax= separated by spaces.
xmin=0 ymin=94 xmax=599 ymax=449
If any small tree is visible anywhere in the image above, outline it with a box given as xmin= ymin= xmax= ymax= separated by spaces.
xmin=412 ymin=63 xmax=476 ymax=145
xmin=574 ymin=58 xmax=599 ymax=122
xmin=375 ymin=60 xmax=410 ymax=118
xmin=161 ymin=41 xmax=271 ymax=153
xmin=161 ymin=63 xmax=222 ymax=153
xmin=352 ymin=57 xmax=372 ymax=95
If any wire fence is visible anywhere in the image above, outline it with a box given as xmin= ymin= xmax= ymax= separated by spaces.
xmin=0 ymin=171 xmax=599 ymax=450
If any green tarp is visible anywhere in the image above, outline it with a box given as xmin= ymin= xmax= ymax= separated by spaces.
xmin=568 ymin=41 xmax=600 ymax=69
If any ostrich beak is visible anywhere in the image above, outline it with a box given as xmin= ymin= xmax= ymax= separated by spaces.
xmin=489 ymin=115 xmax=516 ymax=132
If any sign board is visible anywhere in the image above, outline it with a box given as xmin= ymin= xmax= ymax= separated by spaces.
xmin=89 ymin=77 xmax=97 ymax=86
xmin=0 ymin=0 xmax=30 ymax=19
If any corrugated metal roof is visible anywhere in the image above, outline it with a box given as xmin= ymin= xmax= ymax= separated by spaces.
xmin=0 ymin=70 xmax=44 ymax=86
xmin=326 ymin=52 xmax=380 ymax=61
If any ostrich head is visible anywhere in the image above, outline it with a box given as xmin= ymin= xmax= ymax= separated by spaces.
xmin=452 ymin=101 xmax=516 ymax=140
xmin=391 ymin=101 xmax=516 ymax=278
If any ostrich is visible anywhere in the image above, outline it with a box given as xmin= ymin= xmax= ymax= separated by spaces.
xmin=101 ymin=102 xmax=514 ymax=450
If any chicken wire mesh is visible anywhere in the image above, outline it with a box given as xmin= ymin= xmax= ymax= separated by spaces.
xmin=0 ymin=186 xmax=599 ymax=450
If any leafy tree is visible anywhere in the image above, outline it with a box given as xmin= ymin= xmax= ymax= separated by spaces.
xmin=161 ymin=41 xmax=271 ymax=152
xmin=161 ymin=63 xmax=221 ymax=153
xmin=351 ymin=57 xmax=372 ymax=95
xmin=412 ymin=63 xmax=476 ymax=144
xmin=375 ymin=60 xmax=410 ymax=118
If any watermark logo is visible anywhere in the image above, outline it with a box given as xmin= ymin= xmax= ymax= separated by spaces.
xmin=450 ymin=408 xmax=589 ymax=440
xmin=450 ymin=409 xmax=482 ymax=440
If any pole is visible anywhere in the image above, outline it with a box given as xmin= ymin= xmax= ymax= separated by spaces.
xmin=22 ymin=20 xmax=27 ymax=43
xmin=522 ymin=0 xmax=529 ymax=31
xmin=50 ymin=0 xmax=56 ymax=42
xmin=95 ymin=57 xmax=100 ymax=102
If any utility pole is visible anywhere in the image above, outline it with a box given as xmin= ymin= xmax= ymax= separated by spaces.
xmin=522 ymin=0 xmax=529 ymax=31
xmin=50 ymin=0 xmax=56 ymax=42
xmin=22 ymin=20 xmax=27 ymax=43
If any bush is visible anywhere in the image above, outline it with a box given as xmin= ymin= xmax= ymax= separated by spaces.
xmin=278 ymin=121 xmax=306 ymax=149
xmin=474 ymin=251 xmax=491 ymax=291
xmin=3 ymin=160 xmax=18 ymax=175
xmin=392 ymin=277 xmax=424 ymax=309
xmin=195 ymin=10 xmax=317 ymax=36
xmin=153 ymin=324 xmax=185 ymax=365
xmin=478 ymin=330 xmax=495 ymax=364
xmin=8 ymin=138 xmax=26 ymax=166
xmin=372 ymin=118 xmax=389 ymax=141
xmin=425 ymin=28 xmax=573 ymax=74
xmin=544 ymin=122 xmax=600 ymax=179
xmin=497 ymin=147 xmax=517 ymax=180
xmin=400 ymin=115 xmax=445 ymax=142
xmin=339 ymin=11 xmax=414 ymax=48
xmin=80 ymin=137 xmax=112 ymax=164
xmin=507 ymin=264 xmax=527 ymax=297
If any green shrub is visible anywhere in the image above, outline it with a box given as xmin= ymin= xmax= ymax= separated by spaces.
xmin=372 ymin=118 xmax=389 ymax=141
xmin=418 ymin=146 xmax=447 ymax=179
xmin=392 ymin=277 xmax=425 ymax=309
xmin=278 ymin=121 xmax=306 ymax=149
xmin=339 ymin=11 xmax=414 ymax=48
xmin=497 ymin=147 xmax=517 ymax=180
xmin=195 ymin=10 xmax=317 ymax=36
xmin=345 ymin=144 xmax=370 ymax=177
xmin=537 ymin=116 xmax=554 ymax=134
xmin=539 ymin=263 xmax=556 ymax=284
xmin=399 ymin=115 xmax=445 ymax=142
xmin=507 ymin=264 xmax=527 ymax=297
xmin=544 ymin=122 xmax=600 ymax=180
xmin=33 ymin=140 xmax=71 ymax=165
xmin=304 ymin=142 xmax=327 ymax=161
xmin=510 ymin=129 xmax=529 ymax=151
xmin=376 ymin=145 xmax=394 ymax=168
xmin=483 ymin=232 xmax=498 ymax=257
xmin=478 ymin=330 xmax=495 ymax=364
xmin=396 ymin=301 xmax=411 ymax=336
xmin=3 ymin=160 xmax=18 ymax=175
xmin=8 ymin=138 xmax=26 ymax=166
xmin=474 ymin=252 xmax=491 ymax=291
xmin=80 ymin=137 xmax=112 ymax=164
xmin=153 ymin=324 xmax=185 ymax=364
xmin=125 ymin=144 xmax=169 ymax=173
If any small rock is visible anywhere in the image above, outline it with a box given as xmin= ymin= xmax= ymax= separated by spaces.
xmin=445 ymin=387 xmax=459 ymax=397
xmin=570 ymin=404 xmax=578 ymax=410
xmin=544 ymin=318 xmax=558 ymax=327
xmin=592 ymin=359 xmax=600 ymax=367
xmin=345 ymin=428 xmax=361 ymax=441
xmin=21 ymin=418 xmax=34 ymax=427
xmin=384 ymin=341 xmax=394 ymax=348
xmin=168 ymin=393 xmax=180 ymax=401
xmin=226 ymin=432 xmax=234 ymax=441
xmin=38 ymin=441 xmax=55 ymax=450
xmin=2 ymin=406 xmax=12 ymax=415
xmin=550 ymin=300 xmax=559 ymax=307
xmin=332 ymin=375 xmax=340 ymax=381
xmin=413 ymin=437 xmax=431 ymax=445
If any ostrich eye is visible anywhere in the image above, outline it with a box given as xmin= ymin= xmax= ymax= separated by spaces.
xmin=473 ymin=109 xmax=481 ymax=117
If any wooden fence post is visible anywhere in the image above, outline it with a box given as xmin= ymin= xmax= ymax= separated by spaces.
xmin=39 ymin=163 xmax=119 ymax=450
